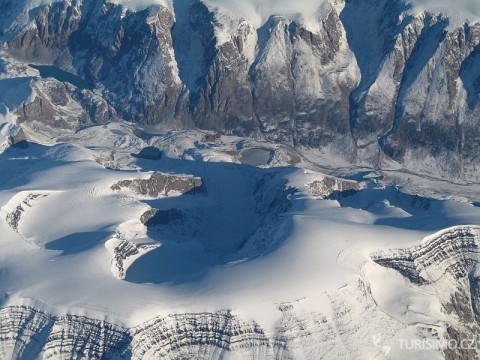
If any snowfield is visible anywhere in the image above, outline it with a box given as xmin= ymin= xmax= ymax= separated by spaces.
xmin=0 ymin=122 xmax=480 ymax=358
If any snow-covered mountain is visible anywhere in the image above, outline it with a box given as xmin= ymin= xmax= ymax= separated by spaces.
xmin=2 ymin=0 xmax=480 ymax=178
xmin=2 ymin=1 xmax=480 ymax=359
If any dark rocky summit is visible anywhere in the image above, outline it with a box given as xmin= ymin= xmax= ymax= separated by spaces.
xmin=308 ymin=176 xmax=360 ymax=199
xmin=111 ymin=172 xmax=204 ymax=197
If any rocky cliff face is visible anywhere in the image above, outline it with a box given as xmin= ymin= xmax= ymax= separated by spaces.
xmin=373 ymin=226 xmax=480 ymax=359
xmin=0 ymin=305 xmax=132 ymax=359
xmin=1 ymin=192 xmax=50 ymax=233
xmin=0 ymin=280 xmax=405 ymax=360
xmin=2 ymin=0 xmax=480 ymax=177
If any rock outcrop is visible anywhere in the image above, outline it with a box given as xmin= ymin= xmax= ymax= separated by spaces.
xmin=0 ymin=192 xmax=49 ymax=232
xmin=308 ymin=176 xmax=360 ymax=199
xmin=0 ymin=123 xmax=26 ymax=153
xmin=107 ymin=239 xmax=158 ymax=280
xmin=111 ymin=172 xmax=204 ymax=198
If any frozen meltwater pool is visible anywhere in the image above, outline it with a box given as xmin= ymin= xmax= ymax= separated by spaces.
xmin=239 ymin=148 xmax=273 ymax=166
xmin=29 ymin=64 xmax=94 ymax=90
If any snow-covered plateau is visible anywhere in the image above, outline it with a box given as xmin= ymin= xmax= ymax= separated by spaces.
xmin=0 ymin=123 xmax=478 ymax=359
xmin=1 ymin=0 xmax=480 ymax=359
